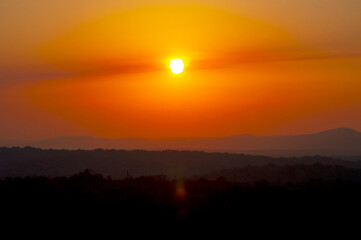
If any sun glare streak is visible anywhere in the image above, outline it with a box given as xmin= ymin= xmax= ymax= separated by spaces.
xmin=175 ymin=177 xmax=186 ymax=200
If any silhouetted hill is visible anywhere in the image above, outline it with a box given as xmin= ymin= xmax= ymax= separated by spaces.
xmin=201 ymin=164 xmax=361 ymax=183
xmin=1 ymin=147 xmax=361 ymax=178
xmin=1 ymin=128 xmax=360 ymax=158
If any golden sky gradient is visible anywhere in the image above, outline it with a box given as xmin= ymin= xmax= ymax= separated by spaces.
xmin=1 ymin=1 xmax=361 ymax=139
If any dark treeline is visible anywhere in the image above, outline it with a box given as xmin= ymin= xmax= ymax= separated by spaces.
xmin=2 ymin=169 xmax=361 ymax=230
xmin=202 ymin=163 xmax=361 ymax=183
xmin=1 ymin=147 xmax=361 ymax=178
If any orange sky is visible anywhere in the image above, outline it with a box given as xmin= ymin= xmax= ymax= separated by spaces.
xmin=1 ymin=1 xmax=361 ymax=139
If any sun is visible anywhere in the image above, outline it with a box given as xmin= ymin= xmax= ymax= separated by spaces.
xmin=170 ymin=59 xmax=184 ymax=74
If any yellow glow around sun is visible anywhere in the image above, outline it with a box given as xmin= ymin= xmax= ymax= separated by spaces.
xmin=170 ymin=59 xmax=184 ymax=74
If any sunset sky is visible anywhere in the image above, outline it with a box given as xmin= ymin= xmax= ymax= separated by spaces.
xmin=1 ymin=0 xmax=361 ymax=139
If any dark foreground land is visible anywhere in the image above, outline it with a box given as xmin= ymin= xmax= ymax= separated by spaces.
xmin=1 ymin=147 xmax=361 ymax=234
xmin=2 ymin=169 xmax=361 ymax=231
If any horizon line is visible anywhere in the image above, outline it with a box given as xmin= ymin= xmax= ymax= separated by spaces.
xmin=1 ymin=127 xmax=359 ymax=142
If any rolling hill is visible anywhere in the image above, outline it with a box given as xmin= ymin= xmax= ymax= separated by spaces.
xmin=1 ymin=128 xmax=360 ymax=158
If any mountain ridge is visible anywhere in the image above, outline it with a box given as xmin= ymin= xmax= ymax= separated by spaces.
xmin=0 ymin=128 xmax=360 ymax=158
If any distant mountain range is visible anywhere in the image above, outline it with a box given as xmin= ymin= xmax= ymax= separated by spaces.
xmin=1 ymin=128 xmax=361 ymax=158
